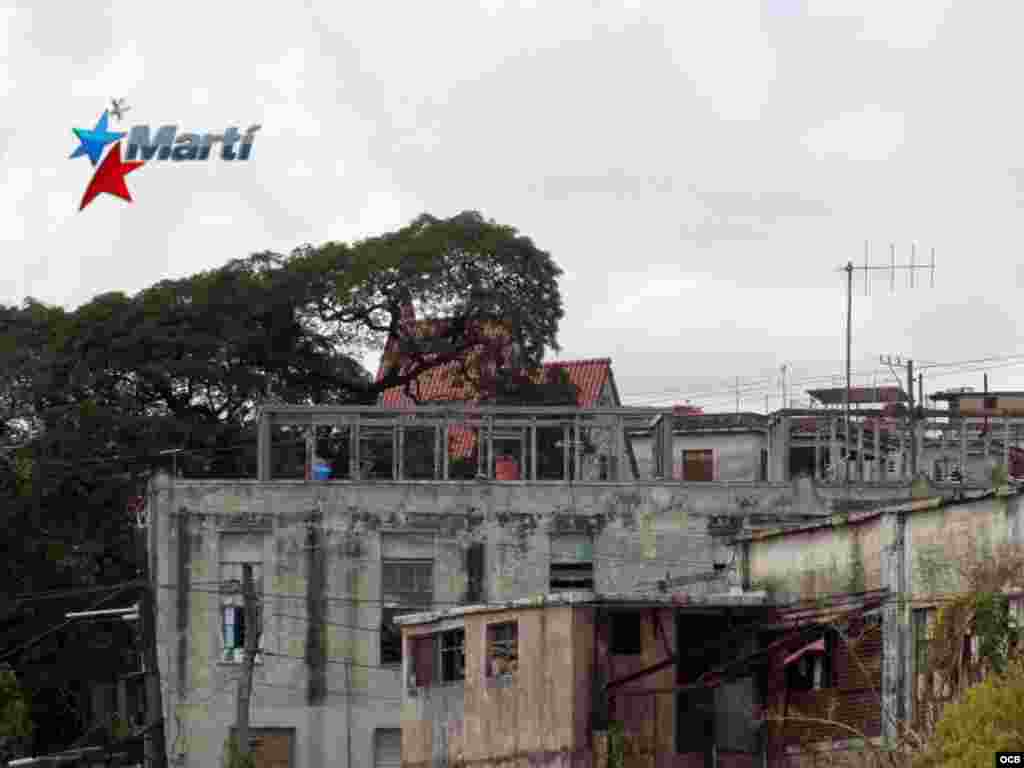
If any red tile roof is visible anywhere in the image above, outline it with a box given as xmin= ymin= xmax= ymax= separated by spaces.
xmin=375 ymin=321 xmax=614 ymax=459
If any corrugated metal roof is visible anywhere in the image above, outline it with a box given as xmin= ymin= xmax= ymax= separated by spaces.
xmin=806 ymin=386 xmax=908 ymax=405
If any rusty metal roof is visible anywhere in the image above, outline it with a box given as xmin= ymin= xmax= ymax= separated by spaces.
xmin=806 ymin=386 xmax=908 ymax=405
xmin=394 ymin=589 xmax=772 ymax=627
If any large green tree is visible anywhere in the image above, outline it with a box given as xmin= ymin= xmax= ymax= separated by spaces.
xmin=0 ymin=211 xmax=563 ymax=751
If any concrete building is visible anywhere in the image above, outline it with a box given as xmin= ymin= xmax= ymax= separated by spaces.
xmin=149 ymin=403 xmax=842 ymax=768
xmin=630 ymin=411 xmax=770 ymax=482
xmin=631 ymin=385 xmax=1024 ymax=492
xmin=392 ymin=486 xmax=1024 ymax=768
xmin=736 ymin=485 xmax=1024 ymax=764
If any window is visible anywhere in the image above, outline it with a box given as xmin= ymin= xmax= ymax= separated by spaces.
xmin=487 ymin=622 xmax=519 ymax=678
xmin=784 ymin=634 xmax=832 ymax=691
xmin=550 ymin=562 xmax=594 ymax=591
xmin=381 ymin=559 xmax=433 ymax=665
xmin=610 ymin=612 xmax=643 ymax=655
xmin=408 ymin=628 xmax=466 ymax=687
xmin=682 ymin=449 xmax=714 ymax=481
xmin=221 ymin=562 xmax=262 ymax=663
xmin=374 ymin=729 xmax=401 ymax=768
xmin=440 ymin=629 xmax=466 ymax=683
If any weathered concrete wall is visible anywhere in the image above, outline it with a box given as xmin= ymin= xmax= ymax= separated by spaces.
xmin=907 ymin=491 xmax=1022 ymax=599
xmin=152 ymin=476 xmax=796 ymax=768
xmin=631 ymin=433 xmax=766 ymax=481
xmin=745 ymin=492 xmax=1024 ymax=603
xmin=746 ymin=516 xmax=884 ymax=601
xmin=742 ymin=490 xmax=1024 ymax=758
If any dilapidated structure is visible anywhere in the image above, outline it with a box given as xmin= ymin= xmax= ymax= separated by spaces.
xmin=150 ymin=404 xmax=843 ymax=768
xmin=737 ymin=485 xmax=1024 ymax=765
xmin=396 ymin=487 xmax=1024 ymax=768
xmin=397 ymin=591 xmax=776 ymax=768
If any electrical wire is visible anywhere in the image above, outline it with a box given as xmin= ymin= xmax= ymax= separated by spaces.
xmin=620 ymin=352 xmax=1024 ymax=407
xmin=11 ymin=580 xmax=144 ymax=604
xmin=259 ymin=650 xmax=400 ymax=672
xmin=0 ymin=583 xmax=136 ymax=662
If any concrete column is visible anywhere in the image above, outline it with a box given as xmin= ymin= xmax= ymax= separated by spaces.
xmin=857 ymin=423 xmax=865 ymax=481
xmin=350 ymin=415 xmax=361 ymax=479
xmin=530 ymin=419 xmax=537 ymax=481
xmin=814 ymin=421 xmax=822 ymax=481
xmin=257 ymin=411 xmax=271 ymax=481
xmin=774 ymin=415 xmax=791 ymax=482
xmin=915 ymin=423 xmax=924 ymax=478
xmin=960 ymin=418 xmax=968 ymax=477
xmin=1004 ymin=416 xmax=1011 ymax=472
xmin=830 ymin=417 xmax=839 ymax=481
xmin=874 ymin=423 xmax=882 ymax=482
xmin=881 ymin=511 xmax=908 ymax=744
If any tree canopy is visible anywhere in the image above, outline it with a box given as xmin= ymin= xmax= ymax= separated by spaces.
xmin=0 ymin=210 xmax=564 ymax=754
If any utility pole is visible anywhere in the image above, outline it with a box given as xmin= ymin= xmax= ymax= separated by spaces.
xmin=843 ymin=261 xmax=853 ymax=492
xmin=907 ymin=359 xmax=917 ymax=478
xmin=134 ymin=496 xmax=167 ymax=768
xmin=235 ymin=564 xmax=258 ymax=762
xmin=838 ymin=242 xmax=936 ymax=492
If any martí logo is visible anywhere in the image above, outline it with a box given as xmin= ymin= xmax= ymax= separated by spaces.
xmin=69 ymin=98 xmax=261 ymax=211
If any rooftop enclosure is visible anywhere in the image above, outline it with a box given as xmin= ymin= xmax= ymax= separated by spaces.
xmin=256 ymin=405 xmax=671 ymax=483
xmin=773 ymin=410 xmax=1024 ymax=485
xmin=253 ymin=405 xmax=1023 ymax=490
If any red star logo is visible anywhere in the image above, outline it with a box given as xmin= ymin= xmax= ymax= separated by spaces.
xmin=79 ymin=143 xmax=144 ymax=210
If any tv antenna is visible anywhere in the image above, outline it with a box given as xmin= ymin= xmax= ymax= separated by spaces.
xmin=837 ymin=242 xmax=936 ymax=493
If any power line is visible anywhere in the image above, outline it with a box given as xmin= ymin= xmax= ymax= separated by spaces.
xmin=0 ymin=583 xmax=136 ymax=662
xmin=621 ymin=352 xmax=1024 ymax=407
xmin=252 ymin=679 xmax=401 ymax=702
xmin=11 ymin=581 xmax=144 ymax=604
xmin=260 ymin=650 xmax=400 ymax=672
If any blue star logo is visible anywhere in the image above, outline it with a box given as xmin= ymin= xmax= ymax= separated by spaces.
xmin=70 ymin=110 xmax=126 ymax=166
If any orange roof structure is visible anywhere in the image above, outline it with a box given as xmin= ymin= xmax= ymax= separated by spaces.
xmin=374 ymin=316 xmax=617 ymax=459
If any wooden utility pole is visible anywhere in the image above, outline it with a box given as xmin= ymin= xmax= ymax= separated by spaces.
xmin=235 ymin=564 xmax=258 ymax=761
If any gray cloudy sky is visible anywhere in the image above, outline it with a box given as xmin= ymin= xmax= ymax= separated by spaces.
xmin=2 ymin=0 xmax=1023 ymax=411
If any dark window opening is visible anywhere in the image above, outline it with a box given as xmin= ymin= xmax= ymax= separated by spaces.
xmin=487 ymin=622 xmax=519 ymax=677
xmin=550 ymin=562 xmax=594 ymax=591
xmin=610 ymin=612 xmax=643 ymax=655
xmin=440 ymin=629 xmax=466 ymax=683
xmin=785 ymin=632 xmax=834 ymax=691
xmin=381 ymin=559 xmax=433 ymax=665
xmin=410 ymin=635 xmax=435 ymax=687
xmin=760 ymin=448 xmax=768 ymax=481
xmin=788 ymin=446 xmax=815 ymax=478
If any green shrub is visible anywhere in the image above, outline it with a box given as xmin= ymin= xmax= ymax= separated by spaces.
xmin=915 ymin=659 xmax=1024 ymax=767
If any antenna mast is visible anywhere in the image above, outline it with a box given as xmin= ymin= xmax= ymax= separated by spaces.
xmin=838 ymin=242 xmax=936 ymax=493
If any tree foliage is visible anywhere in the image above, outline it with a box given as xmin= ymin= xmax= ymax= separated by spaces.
xmin=0 ymin=665 xmax=33 ymax=759
xmin=0 ymin=210 xmax=564 ymax=752
xmin=914 ymin=659 xmax=1024 ymax=768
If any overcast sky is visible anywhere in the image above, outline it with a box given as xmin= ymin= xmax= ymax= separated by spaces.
xmin=2 ymin=1 xmax=1023 ymax=411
